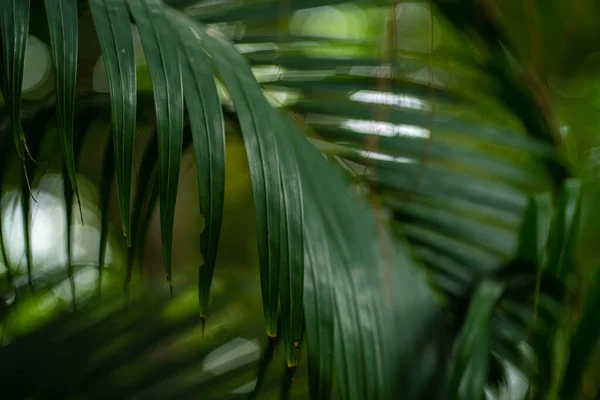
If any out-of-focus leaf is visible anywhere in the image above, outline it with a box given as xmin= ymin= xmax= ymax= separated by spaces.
xmin=291 ymin=99 xmax=557 ymax=158
xmin=0 ymin=0 xmax=29 ymax=158
xmin=546 ymin=179 xmax=582 ymax=280
xmin=313 ymin=124 xmax=541 ymax=187
xmin=0 ymin=1 xmax=580 ymax=399
xmin=61 ymin=164 xmax=75 ymax=306
xmin=18 ymin=111 xmax=51 ymax=293
xmin=128 ymin=131 xmax=158 ymax=281
xmin=486 ymin=352 xmax=508 ymax=394
xmin=61 ymin=112 xmax=89 ymax=310
xmin=0 ymin=278 xmax=269 ymax=399
xmin=128 ymin=0 xmax=184 ymax=291
xmin=171 ymin=16 xmax=226 ymax=318
xmin=431 ymin=0 xmax=568 ymax=186
xmin=44 ymin=0 xmax=83 ymax=220
xmin=0 ymin=128 xmax=14 ymax=295
xmin=249 ymin=324 xmax=280 ymax=399
xmin=281 ymin=361 xmax=295 ymax=400
xmin=386 ymin=197 xmax=516 ymax=257
xmin=560 ymin=267 xmax=600 ymax=400
xmin=262 ymin=75 xmax=456 ymax=104
xmin=367 ymin=161 xmax=527 ymax=216
xmin=516 ymin=192 xmax=552 ymax=319
xmin=445 ymin=280 xmax=504 ymax=400
xmin=517 ymin=193 xmax=553 ymax=267
xmin=186 ymin=0 xmax=388 ymax=23
xmin=166 ymin=10 xmax=439 ymax=398
xmin=89 ymin=0 xmax=137 ymax=245
xmin=98 ymin=130 xmax=115 ymax=294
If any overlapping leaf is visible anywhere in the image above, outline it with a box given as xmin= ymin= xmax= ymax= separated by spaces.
xmin=128 ymin=130 xmax=159 ymax=281
xmin=165 ymin=11 xmax=438 ymax=398
xmin=0 ymin=1 xmax=589 ymax=399
xmin=44 ymin=0 xmax=83 ymax=220
xmin=0 ymin=0 xmax=29 ymax=158
xmin=172 ymin=14 xmax=285 ymax=337
xmin=89 ymin=0 xmax=137 ymax=245
xmin=128 ymin=0 xmax=184 ymax=290
xmin=231 ymin=19 xmax=569 ymax=397
xmin=198 ymin=21 xmax=303 ymax=359
xmin=517 ymin=193 xmax=553 ymax=268
xmin=97 ymin=130 xmax=115 ymax=293
xmin=0 ymin=279 xmax=278 ymax=399
xmin=186 ymin=0 xmax=389 ymax=23
xmin=170 ymin=15 xmax=226 ymax=318
xmin=560 ymin=267 xmax=600 ymax=399
xmin=444 ymin=280 xmax=504 ymax=400
xmin=545 ymin=179 xmax=582 ymax=281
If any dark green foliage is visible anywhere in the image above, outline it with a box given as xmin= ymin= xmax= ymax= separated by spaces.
xmin=1 ymin=0 xmax=600 ymax=399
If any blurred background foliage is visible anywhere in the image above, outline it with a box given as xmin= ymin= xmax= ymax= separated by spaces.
xmin=2 ymin=0 xmax=600 ymax=399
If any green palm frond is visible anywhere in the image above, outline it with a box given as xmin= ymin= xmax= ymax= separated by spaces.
xmin=89 ymin=0 xmax=137 ymax=245
xmin=0 ymin=0 xmax=29 ymax=159
xmin=2 ymin=0 xmax=600 ymax=399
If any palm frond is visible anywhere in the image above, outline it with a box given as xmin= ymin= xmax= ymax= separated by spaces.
xmin=89 ymin=0 xmax=137 ymax=244
xmin=1 ymin=0 xmax=599 ymax=399
xmin=0 ymin=0 xmax=30 ymax=159
xmin=129 ymin=0 xmax=185 ymax=291
xmin=45 ymin=0 xmax=83 ymax=217
xmin=173 ymin=14 xmax=226 ymax=318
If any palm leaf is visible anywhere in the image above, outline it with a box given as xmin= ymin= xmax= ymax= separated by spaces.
xmin=44 ymin=0 xmax=83 ymax=219
xmin=228 ymin=6 xmax=571 ymax=397
xmin=97 ymin=129 xmax=115 ymax=293
xmin=0 ymin=0 xmax=595 ymax=398
xmin=187 ymin=14 xmax=305 ymax=367
xmin=171 ymin=15 xmax=226 ymax=319
xmin=186 ymin=17 xmax=285 ymax=338
xmin=128 ymin=0 xmax=185 ymax=291
xmin=128 ymin=128 xmax=159 ymax=281
xmin=561 ymin=267 xmax=600 ymax=399
xmin=445 ymin=280 xmax=504 ymax=400
xmin=0 ymin=0 xmax=29 ymax=158
xmin=545 ymin=180 xmax=583 ymax=281
xmin=89 ymin=0 xmax=137 ymax=245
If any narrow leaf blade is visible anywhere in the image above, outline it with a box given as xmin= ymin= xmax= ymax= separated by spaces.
xmin=44 ymin=0 xmax=82 ymax=220
xmin=89 ymin=0 xmax=137 ymax=245
xmin=445 ymin=280 xmax=504 ymax=400
xmin=171 ymin=17 xmax=226 ymax=317
xmin=186 ymin=19 xmax=283 ymax=336
xmin=128 ymin=0 xmax=184 ymax=288
xmin=0 ymin=0 xmax=29 ymax=157
xmin=98 ymin=129 xmax=115 ymax=294
xmin=546 ymin=179 xmax=583 ymax=280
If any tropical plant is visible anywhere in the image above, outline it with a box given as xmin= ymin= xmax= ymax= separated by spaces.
xmin=1 ymin=0 xmax=600 ymax=399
